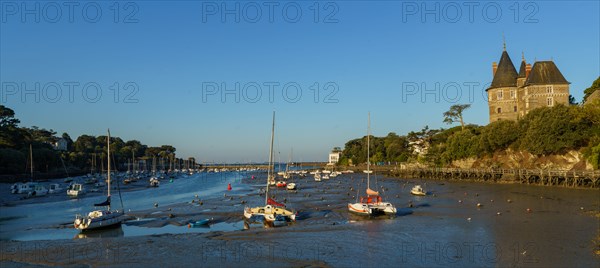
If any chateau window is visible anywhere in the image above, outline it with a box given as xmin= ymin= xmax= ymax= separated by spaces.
xmin=546 ymin=85 xmax=553 ymax=93
xmin=547 ymin=97 xmax=554 ymax=106
xmin=497 ymin=90 xmax=503 ymax=100
xmin=497 ymin=107 xmax=502 ymax=114
xmin=510 ymin=90 xmax=516 ymax=99
xmin=513 ymin=106 xmax=517 ymax=112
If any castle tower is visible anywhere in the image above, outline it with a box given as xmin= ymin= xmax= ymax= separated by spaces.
xmin=486 ymin=46 xmax=571 ymax=123
xmin=487 ymin=48 xmax=519 ymax=122
xmin=517 ymin=53 xmax=527 ymax=88
xmin=522 ymin=61 xmax=570 ymax=114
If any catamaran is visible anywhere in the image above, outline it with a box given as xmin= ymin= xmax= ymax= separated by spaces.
xmin=348 ymin=113 xmax=397 ymax=216
xmin=244 ymin=112 xmax=296 ymax=226
xmin=74 ymin=129 xmax=124 ymax=231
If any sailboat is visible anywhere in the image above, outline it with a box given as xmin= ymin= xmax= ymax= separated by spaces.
xmin=149 ymin=156 xmax=160 ymax=187
xmin=286 ymin=149 xmax=297 ymax=190
xmin=348 ymin=113 xmax=397 ymax=216
xmin=74 ymin=129 xmax=124 ymax=231
xmin=11 ymin=145 xmax=35 ymax=194
xmin=244 ymin=112 xmax=296 ymax=225
xmin=314 ymin=171 xmax=322 ymax=182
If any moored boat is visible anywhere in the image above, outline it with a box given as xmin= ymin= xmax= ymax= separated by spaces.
xmin=74 ymin=129 xmax=124 ymax=231
xmin=286 ymin=182 xmax=296 ymax=190
xmin=67 ymin=183 xmax=85 ymax=197
xmin=149 ymin=177 xmax=160 ymax=187
xmin=243 ymin=112 xmax=296 ymax=226
xmin=348 ymin=113 xmax=397 ymax=217
xmin=188 ymin=218 xmax=211 ymax=228
xmin=410 ymin=185 xmax=426 ymax=196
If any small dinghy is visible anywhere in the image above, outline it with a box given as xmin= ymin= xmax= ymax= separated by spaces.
xmin=188 ymin=219 xmax=211 ymax=228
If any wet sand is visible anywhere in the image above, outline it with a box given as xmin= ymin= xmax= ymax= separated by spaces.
xmin=1 ymin=173 xmax=599 ymax=267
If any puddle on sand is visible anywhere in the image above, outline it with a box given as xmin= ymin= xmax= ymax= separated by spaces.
xmin=3 ymin=220 xmax=244 ymax=241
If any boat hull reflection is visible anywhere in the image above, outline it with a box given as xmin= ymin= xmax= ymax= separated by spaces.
xmin=74 ymin=226 xmax=124 ymax=239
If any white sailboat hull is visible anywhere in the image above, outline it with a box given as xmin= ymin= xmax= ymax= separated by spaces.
xmin=411 ymin=190 xmax=426 ymax=196
xmin=244 ymin=205 xmax=296 ymax=222
xmin=370 ymin=202 xmax=397 ymax=215
xmin=75 ymin=211 xmax=123 ymax=230
xmin=411 ymin=185 xmax=426 ymax=196
xmin=244 ymin=112 xmax=296 ymax=228
xmin=347 ymin=203 xmax=372 ymax=215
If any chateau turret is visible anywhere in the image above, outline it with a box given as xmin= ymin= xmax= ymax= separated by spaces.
xmin=486 ymin=45 xmax=570 ymax=122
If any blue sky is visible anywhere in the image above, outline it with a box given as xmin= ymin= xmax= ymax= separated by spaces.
xmin=1 ymin=1 xmax=599 ymax=162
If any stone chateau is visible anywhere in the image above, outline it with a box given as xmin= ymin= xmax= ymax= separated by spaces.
xmin=486 ymin=45 xmax=570 ymax=122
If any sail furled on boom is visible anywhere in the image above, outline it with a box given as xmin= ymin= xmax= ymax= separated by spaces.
xmin=267 ymin=197 xmax=285 ymax=207
xmin=94 ymin=196 xmax=111 ymax=207
xmin=366 ymin=188 xmax=379 ymax=196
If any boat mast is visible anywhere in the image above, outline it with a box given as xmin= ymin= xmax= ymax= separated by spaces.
xmin=30 ymin=144 xmax=33 ymax=180
xmin=367 ymin=112 xmax=370 ymax=190
xmin=91 ymin=154 xmax=94 ymax=174
xmin=266 ymin=111 xmax=275 ymax=205
xmin=107 ymin=129 xmax=111 ymax=211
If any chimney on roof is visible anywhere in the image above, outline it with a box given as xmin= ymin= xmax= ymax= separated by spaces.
xmin=525 ymin=63 xmax=532 ymax=78
xmin=492 ymin=62 xmax=498 ymax=76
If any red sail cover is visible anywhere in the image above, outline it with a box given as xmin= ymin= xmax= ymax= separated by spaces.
xmin=267 ymin=197 xmax=285 ymax=207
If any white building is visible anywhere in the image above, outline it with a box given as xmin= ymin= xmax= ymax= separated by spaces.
xmin=328 ymin=152 xmax=341 ymax=164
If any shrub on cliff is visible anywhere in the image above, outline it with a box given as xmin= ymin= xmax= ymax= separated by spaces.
xmin=479 ymin=120 xmax=519 ymax=154
xmin=518 ymin=104 xmax=595 ymax=155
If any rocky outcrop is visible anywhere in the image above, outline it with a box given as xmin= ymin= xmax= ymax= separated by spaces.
xmin=451 ymin=149 xmax=593 ymax=170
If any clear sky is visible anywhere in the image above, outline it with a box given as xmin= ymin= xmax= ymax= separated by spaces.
xmin=1 ymin=1 xmax=599 ymax=163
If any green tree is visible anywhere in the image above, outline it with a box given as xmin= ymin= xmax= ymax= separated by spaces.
xmin=61 ymin=133 xmax=73 ymax=151
xmin=582 ymin=77 xmax=600 ymax=104
xmin=24 ymin=126 xmax=57 ymax=144
xmin=0 ymin=106 xmax=23 ymax=148
xmin=518 ymin=105 xmax=593 ymax=155
xmin=74 ymin=135 xmax=97 ymax=153
xmin=0 ymin=149 xmax=26 ymax=173
xmin=124 ymin=140 xmax=147 ymax=157
xmin=0 ymin=105 xmax=20 ymax=128
xmin=443 ymin=104 xmax=471 ymax=131
xmin=479 ymin=120 xmax=519 ymax=154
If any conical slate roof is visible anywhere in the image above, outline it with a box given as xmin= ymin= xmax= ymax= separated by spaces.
xmin=518 ymin=60 xmax=527 ymax=78
xmin=525 ymin=61 xmax=570 ymax=85
xmin=488 ymin=51 xmax=518 ymax=90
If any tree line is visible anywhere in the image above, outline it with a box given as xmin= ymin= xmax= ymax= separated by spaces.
xmin=0 ymin=105 xmax=183 ymax=176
